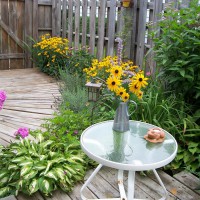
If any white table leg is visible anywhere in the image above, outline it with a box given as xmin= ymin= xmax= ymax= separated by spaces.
xmin=81 ymin=164 xmax=103 ymax=200
xmin=118 ymin=170 xmax=127 ymax=200
xmin=127 ymin=170 xmax=135 ymax=200
xmin=153 ymin=169 xmax=168 ymax=200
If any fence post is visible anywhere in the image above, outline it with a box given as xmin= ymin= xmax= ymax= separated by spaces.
xmin=106 ymin=0 xmax=117 ymax=56
xmin=97 ymin=0 xmax=106 ymax=59
xmin=25 ymin=0 xmax=33 ymax=68
xmin=82 ymin=0 xmax=88 ymax=47
xmin=74 ymin=0 xmax=80 ymax=49
xmin=89 ymin=0 xmax=96 ymax=55
xmin=52 ymin=0 xmax=61 ymax=36
xmin=135 ymin=0 xmax=147 ymax=68
xmin=62 ymin=0 xmax=67 ymax=38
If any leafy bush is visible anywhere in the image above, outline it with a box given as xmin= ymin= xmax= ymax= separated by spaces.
xmin=66 ymin=48 xmax=94 ymax=77
xmin=40 ymin=109 xmax=91 ymax=143
xmin=0 ymin=134 xmax=86 ymax=198
xmin=131 ymin=81 xmax=200 ymax=174
xmin=151 ymin=0 xmax=200 ymax=110
xmin=59 ymin=70 xmax=91 ymax=112
xmin=32 ymin=34 xmax=69 ymax=77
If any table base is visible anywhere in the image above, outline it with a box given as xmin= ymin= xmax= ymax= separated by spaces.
xmin=80 ymin=164 xmax=168 ymax=200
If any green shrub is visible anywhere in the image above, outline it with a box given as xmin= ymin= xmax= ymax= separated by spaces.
xmin=32 ymin=34 xmax=69 ymax=77
xmin=151 ymin=0 xmax=200 ymax=110
xmin=131 ymin=80 xmax=200 ymax=175
xmin=0 ymin=135 xmax=86 ymax=198
xmin=59 ymin=70 xmax=91 ymax=112
xmin=66 ymin=48 xmax=94 ymax=77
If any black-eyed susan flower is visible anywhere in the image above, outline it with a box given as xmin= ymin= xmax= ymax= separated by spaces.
xmin=121 ymin=92 xmax=129 ymax=102
xmin=111 ymin=66 xmax=123 ymax=78
xmin=129 ymin=81 xmax=141 ymax=94
xmin=133 ymin=73 xmax=148 ymax=88
xmin=106 ymin=76 xmax=121 ymax=91
xmin=136 ymin=90 xmax=143 ymax=99
xmin=116 ymin=87 xmax=126 ymax=97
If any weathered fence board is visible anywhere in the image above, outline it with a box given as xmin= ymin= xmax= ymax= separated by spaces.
xmin=0 ymin=0 xmax=193 ymax=70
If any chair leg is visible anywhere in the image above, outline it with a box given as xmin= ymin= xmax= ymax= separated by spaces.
xmin=127 ymin=170 xmax=135 ymax=200
xmin=81 ymin=164 xmax=103 ymax=200
xmin=153 ymin=169 xmax=168 ymax=200
xmin=118 ymin=170 xmax=127 ymax=200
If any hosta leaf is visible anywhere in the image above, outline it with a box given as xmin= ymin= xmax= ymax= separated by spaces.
xmin=45 ymin=170 xmax=58 ymax=181
xmin=38 ymin=178 xmax=53 ymax=195
xmin=20 ymin=165 xmax=32 ymax=177
xmin=33 ymin=163 xmax=46 ymax=171
xmin=54 ymin=168 xmax=65 ymax=180
xmin=12 ymin=156 xmax=25 ymax=163
xmin=40 ymin=140 xmax=54 ymax=148
xmin=23 ymin=170 xmax=38 ymax=180
xmin=0 ymin=186 xmax=11 ymax=198
xmin=18 ymin=160 xmax=33 ymax=167
xmin=0 ymin=170 xmax=8 ymax=179
xmin=64 ymin=165 xmax=76 ymax=175
xmin=8 ymin=164 xmax=18 ymax=170
xmin=8 ymin=171 xmax=17 ymax=182
xmin=1 ymin=176 xmax=9 ymax=184
xmin=51 ymin=157 xmax=66 ymax=164
xmin=37 ymin=134 xmax=44 ymax=143
xmin=39 ymin=155 xmax=47 ymax=161
xmin=43 ymin=161 xmax=53 ymax=175
xmin=29 ymin=179 xmax=39 ymax=194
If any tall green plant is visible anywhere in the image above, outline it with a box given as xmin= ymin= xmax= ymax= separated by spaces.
xmin=131 ymin=81 xmax=200 ymax=174
xmin=151 ymin=0 xmax=200 ymax=110
xmin=59 ymin=70 xmax=91 ymax=112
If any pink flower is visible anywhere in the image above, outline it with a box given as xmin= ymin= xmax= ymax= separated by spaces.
xmin=0 ymin=90 xmax=6 ymax=102
xmin=14 ymin=127 xmax=29 ymax=138
xmin=0 ymin=90 xmax=7 ymax=110
xmin=146 ymin=71 xmax=151 ymax=76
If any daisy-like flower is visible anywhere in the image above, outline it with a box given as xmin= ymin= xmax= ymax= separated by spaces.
xmin=133 ymin=73 xmax=148 ymax=88
xmin=136 ymin=90 xmax=143 ymax=99
xmin=110 ymin=66 xmax=123 ymax=78
xmin=129 ymin=81 xmax=141 ymax=94
xmin=106 ymin=76 xmax=121 ymax=91
xmin=121 ymin=92 xmax=129 ymax=102
xmin=116 ymin=87 xmax=126 ymax=97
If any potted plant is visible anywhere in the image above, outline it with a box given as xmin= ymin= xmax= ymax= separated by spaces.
xmin=121 ymin=0 xmax=132 ymax=8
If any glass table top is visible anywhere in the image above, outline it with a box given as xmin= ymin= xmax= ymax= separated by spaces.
xmin=81 ymin=120 xmax=178 ymax=171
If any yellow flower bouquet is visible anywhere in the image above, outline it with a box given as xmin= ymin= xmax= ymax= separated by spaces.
xmin=83 ymin=39 xmax=148 ymax=102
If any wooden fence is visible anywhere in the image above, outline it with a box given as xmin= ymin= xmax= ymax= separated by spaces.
xmin=0 ymin=0 xmax=192 ymax=70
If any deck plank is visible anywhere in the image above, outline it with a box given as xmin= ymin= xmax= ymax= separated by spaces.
xmin=174 ymin=171 xmax=200 ymax=195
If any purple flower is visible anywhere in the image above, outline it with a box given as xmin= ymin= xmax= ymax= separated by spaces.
xmin=14 ymin=127 xmax=29 ymax=138
xmin=0 ymin=90 xmax=7 ymax=102
xmin=0 ymin=90 xmax=7 ymax=111
xmin=146 ymin=71 xmax=151 ymax=76
xmin=73 ymin=130 xmax=79 ymax=135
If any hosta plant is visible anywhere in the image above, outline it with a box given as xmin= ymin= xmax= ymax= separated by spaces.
xmin=0 ymin=133 xmax=86 ymax=198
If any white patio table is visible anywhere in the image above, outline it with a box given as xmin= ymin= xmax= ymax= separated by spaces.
xmin=80 ymin=120 xmax=178 ymax=200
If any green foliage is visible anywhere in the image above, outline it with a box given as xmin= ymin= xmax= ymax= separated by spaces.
xmin=0 ymin=135 xmax=86 ymax=198
xmin=151 ymin=0 xmax=200 ymax=109
xmin=31 ymin=34 xmax=69 ymax=77
xmin=39 ymin=109 xmax=91 ymax=143
xmin=131 ymin=81 xmax=200 ymax=174
xmin=59 ymin=70 xmax=91 ymax=112
xmin=66 ymin=48 xmax=94 ymax=77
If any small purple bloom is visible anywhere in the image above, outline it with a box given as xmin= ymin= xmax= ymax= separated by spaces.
xmin=0 ymin=90 xmax=7 ymax=102
xmin=73 ymin=130 xmax=79 ymax=135
xmin=146 ymin=71 xmax=151 ymax=76
xmin=0 ymin=90 xmax=7 ymax=110
xmin=14 ymin=127 xmax=29 ymax=138
xmin=64 ymin=171 xmax=67 ymax=175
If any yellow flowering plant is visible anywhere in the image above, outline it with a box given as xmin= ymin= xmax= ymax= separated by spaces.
xmin=32 ymin=34 xmax=69 ymax=77
xmin=83 ymin=38 xmax=148 ymax=102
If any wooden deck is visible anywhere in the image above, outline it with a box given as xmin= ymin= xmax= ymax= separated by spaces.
xmin=0 ymin=69 xmax=199 ymax=200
